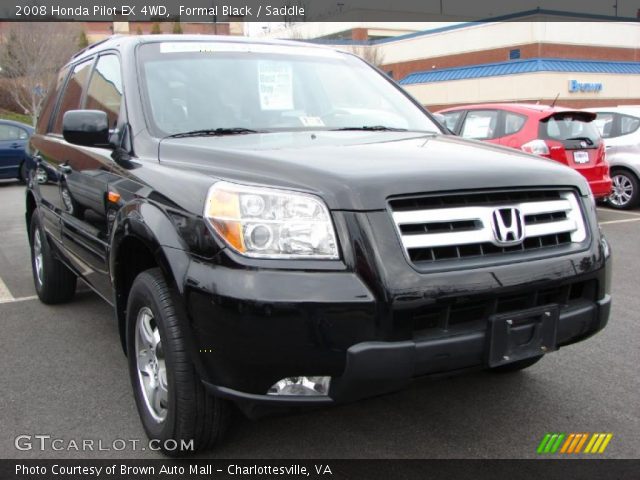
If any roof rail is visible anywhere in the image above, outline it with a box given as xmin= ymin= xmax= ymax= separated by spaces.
xmin=72 ymin=34 xmax=126 ymax=59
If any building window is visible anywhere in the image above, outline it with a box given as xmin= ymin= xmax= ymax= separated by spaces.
xmin=509 ymin=49 xmax=521 ymax=60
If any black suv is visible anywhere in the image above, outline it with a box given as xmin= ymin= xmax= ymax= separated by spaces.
xmin=25 ymin=35 xmax=611 ymax=454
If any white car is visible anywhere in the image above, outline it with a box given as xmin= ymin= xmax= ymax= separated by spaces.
xmin=587 ymin=106 xmax=640 ymax=209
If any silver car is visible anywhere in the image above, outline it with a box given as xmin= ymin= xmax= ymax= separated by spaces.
xmin=587 ymin=107 xmax=640 ymax=209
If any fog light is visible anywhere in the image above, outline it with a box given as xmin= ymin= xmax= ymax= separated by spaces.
xmin=267 ymin=376 xmax=331 ymax=396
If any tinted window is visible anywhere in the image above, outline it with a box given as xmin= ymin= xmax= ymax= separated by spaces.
xmin=504 ymin=112 xmax=526 ymax=135
xmin=441 ymin=111 xmax=463 ymax=131
xmin=620 ymin=114 xmax=640 ymax=136
xmin=51 ymin=59 xmax=93 ymax=134
xmin=0 ymin=124 xmax=28 ymax=141
xmin=85 ymin=55 xmax=123 ymax=129
xmin=37 ymin=67 xmax=69 ymax=135
xmin=539 ymin=113 xmax=600 ymax=147
xmin=460 ymin=110 xmax=500 ymax=140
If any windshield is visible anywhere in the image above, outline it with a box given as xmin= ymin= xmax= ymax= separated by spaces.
xmin=137 ymin=42 xmax=440 ymax=136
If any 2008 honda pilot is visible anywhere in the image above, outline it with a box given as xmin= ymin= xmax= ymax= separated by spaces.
xmin=25 ymin=35 xmax=611 ymax=454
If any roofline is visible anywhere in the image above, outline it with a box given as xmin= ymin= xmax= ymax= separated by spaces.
xmin=400 ymin=57 xmax=640 ymax=85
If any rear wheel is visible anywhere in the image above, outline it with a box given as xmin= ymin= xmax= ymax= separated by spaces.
xmin=18 ymin=162 xmax=27 ymax=184
xmin=490 ymin=355 xmax=543 ymax=373
xmin=29 ymin=209 xmax=77 ymax=304
xmin=608 ymin=169 xmax=640 ymax=210
xmin=126 ymin=268 xmax=230 ymax=456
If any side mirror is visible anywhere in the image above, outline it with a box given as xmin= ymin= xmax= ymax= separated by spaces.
xmin=62 ymin=110 xmax=110 ymax=147
xmin=432 ymin=112 xmax=455 ymax=135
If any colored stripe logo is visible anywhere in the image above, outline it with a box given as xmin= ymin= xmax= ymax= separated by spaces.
xmin=537 ymin=433 xmax=613 ymax=454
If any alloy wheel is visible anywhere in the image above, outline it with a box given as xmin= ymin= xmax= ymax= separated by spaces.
xmin=609 ymin=174 xmax=634 ymax=207
xmin=33 ymin=229 xmax=43 ymax=287
xmin=135 ymin=306 xmax=168 ymax=422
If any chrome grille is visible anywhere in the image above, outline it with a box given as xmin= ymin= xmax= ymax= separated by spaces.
xmin=390 ymin=190 xmax=587 ymax=265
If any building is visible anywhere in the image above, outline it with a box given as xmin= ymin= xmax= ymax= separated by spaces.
xmin=263 ymin=14 xmax=640 ymax=110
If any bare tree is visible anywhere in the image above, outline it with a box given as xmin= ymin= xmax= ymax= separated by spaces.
xmin=0 ymin=22 xmax=81 ymax=125
xmin=349 ymin=45 xmax=386 ymax=69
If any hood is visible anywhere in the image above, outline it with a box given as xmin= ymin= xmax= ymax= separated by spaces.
xmin=158 ymin=131 xmax=590 ymax=211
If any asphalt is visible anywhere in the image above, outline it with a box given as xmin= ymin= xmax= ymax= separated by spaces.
xmin=0 ymin=180 xmax=638 ymax=459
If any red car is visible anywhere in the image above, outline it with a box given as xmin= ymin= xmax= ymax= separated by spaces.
xmin=437 ymin=103 xmax=612 ymax=199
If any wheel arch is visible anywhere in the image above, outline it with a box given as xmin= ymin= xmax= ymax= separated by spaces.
xmin=110 ymin=201 xmax=191 ymax=354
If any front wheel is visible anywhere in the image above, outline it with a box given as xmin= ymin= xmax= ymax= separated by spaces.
xmin=608 ymin=169 xmax=640 ymax=210
xmin=126 ymin=268 xmax=230 ymax=456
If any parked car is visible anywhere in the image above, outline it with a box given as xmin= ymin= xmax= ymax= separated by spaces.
xmin=437 ymin=103 xmax=612 ymax=200
xmin=0 ymin=119 xmax=33 ymax=182
xmin=25 ymin=36 xmax=611 ymax=454
xmin=586 ymin=106 xmax=640 ymax=209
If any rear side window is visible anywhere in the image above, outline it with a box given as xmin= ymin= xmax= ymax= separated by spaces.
xmin=620 ymin=114 xmax=640 ymax=136
xmin=36 ymin=67 xmax=69 ymax=135
xmin=51 ymin=58 xmax=94 ymax=134
xmin=504 ymin=112 xmax=526 ymax=135
xmin=441 ymin=111 xmax=463 ymax=132
xmin=85 ymin=55 xmax=123 ymax=129
xmin=539 ymin=113 xmax=601 ymax=149
xmin=593 ymin=112 xmax=614 ymax=138
xmin=460 ymin=110 xmax=500 ymax=140
xmin=0 ymin=124 xmax=28 ymax=141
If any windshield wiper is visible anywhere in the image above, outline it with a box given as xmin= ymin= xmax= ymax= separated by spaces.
xmin=565 ymin=136 xmax=594 ymax=145
xmin=330 ymin=125 xmax=409 ymax=132
xmin=167 ymin=127 xmax=263 ymax=138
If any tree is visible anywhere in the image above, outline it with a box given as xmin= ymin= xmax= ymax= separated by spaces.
xmin=0 ymin=22 xmax=81 ymax=126
xmin=172 ymin=22 xmax=183 ymax=34
xmin=349 ymin=44 xmax=386 ymax=69
xmin=78 ymin=30 xmax=89 ymax=49
xmin=151 ymin=23 xmax=162 ymax=34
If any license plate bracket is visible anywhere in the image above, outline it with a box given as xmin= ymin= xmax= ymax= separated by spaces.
xmin=487 ymin=304 xmax=559 ymax=368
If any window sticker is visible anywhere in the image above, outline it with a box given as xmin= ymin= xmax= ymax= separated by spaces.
xmin=258 ymin=61 xmax=294 ymax=111
xmin=300 ymin=116 xmax=325 ymax=127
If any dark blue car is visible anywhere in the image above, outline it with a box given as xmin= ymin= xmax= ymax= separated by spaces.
xmin=0 ymin=119 xmax=34 ymax=182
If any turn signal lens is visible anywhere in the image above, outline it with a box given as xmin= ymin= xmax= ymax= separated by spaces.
xmin=204 ymin=182 xmax=339 ymax=259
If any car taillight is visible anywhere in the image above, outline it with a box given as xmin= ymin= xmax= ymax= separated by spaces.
xmin=521 ymin=139 xmax=550 ymax=156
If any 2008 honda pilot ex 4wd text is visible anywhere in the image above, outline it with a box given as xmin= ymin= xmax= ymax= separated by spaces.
xmin=24 ymin=35 xmax=611 ymax=454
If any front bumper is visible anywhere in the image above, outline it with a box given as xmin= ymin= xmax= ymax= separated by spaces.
xmin=202 ymin=294 xmax=611 ymax=408
xmin=183 ymin=209 xmax=611 ymax=410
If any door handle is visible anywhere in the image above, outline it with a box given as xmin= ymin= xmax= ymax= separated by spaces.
xmin=11 ymin=143 xmax=21 ymax=148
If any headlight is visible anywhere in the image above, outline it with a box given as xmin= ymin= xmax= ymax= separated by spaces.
xmin=204 ymin=181 xmax=339 ymax=259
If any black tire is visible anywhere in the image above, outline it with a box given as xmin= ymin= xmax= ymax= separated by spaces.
xmin=608 ymin=169 xmax=640 ymax=210
xmin=29 ymin=209 xmax=77 ymax=304
xmin=490 ymin=355 xmax=543 ymax=373
xmin=126 ymin=268 xmax=230 ymax=456
xmin=18 ymin=161 xmax=27 ymax=184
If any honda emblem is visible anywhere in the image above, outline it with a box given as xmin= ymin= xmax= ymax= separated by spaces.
xmin=491 ymin=208 xmax=525 ymax=246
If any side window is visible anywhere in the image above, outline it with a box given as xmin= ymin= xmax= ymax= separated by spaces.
xmin=36 ymin=67 xmax=69 ymax=135
xmin=0 ymin=125 xmax=27 ymax=141
xmin=51 ymin=58 xmax=94 ymax=134
xmin=441 ymin=111 xmax=463 ymax=132
xmin=504 ymin=112 xmax=526 ymax=136
xmin=460 ymin=110 xmax=500 ymax=140
xmin=620 ymin=114 xmax=640 ymax=136
xmin=85 ymin=55 xmax=123 ymax=129
xmin=593 ymin=112 xmax=615 ymax=138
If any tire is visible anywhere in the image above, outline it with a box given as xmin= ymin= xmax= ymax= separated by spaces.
xmin=490 ymin=355 xmax=543 ymax=373
xmin=126 ymin=268 xmax=230 ymax=456
xmin=29 ymin=209 xmax=77 ymax=304
xmin=608 ymin=169 xmax=640 ymax=210
xmin=18 ymin=161 xmax=27 ymax=184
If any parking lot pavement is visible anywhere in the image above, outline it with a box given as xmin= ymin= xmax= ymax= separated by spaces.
xmin=0 ymin=180 xmax=638 ymax=459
